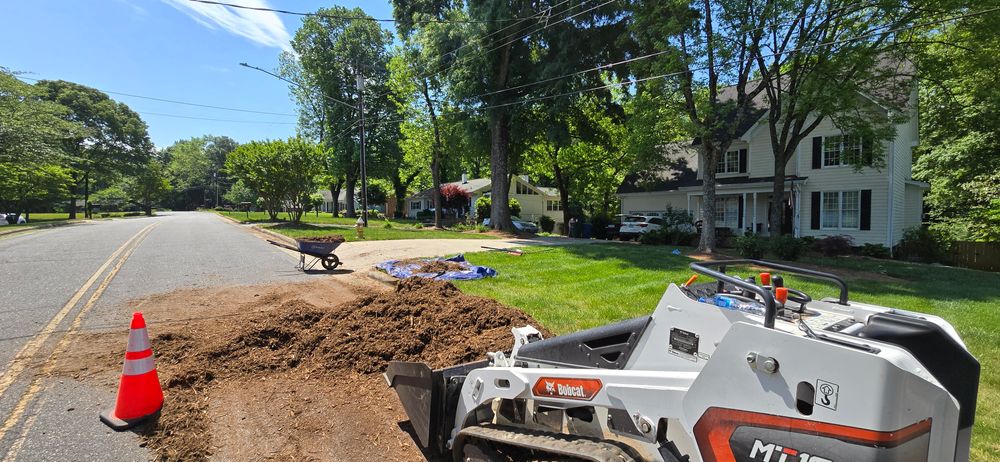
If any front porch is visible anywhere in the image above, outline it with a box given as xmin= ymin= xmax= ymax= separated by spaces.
xmin=684 ymin=181 xmax=803 ymax=237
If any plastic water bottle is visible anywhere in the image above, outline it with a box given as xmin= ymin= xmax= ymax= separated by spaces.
xmin=699 ymin=296 xmax=765 ymax=316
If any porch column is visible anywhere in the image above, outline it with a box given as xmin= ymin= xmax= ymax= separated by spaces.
xmin=793 ymin=187 xmax=801 ymax=237
xmin=686 ymin=194 xmax=691 ymax=215
xmin=742 ymin=193 xmax=748 ymax=234
xmin=752 ymin=192 xmax=757 ymax=234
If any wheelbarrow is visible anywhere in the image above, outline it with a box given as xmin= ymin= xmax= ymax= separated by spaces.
xmin=268 ymin=238 xmax=343 ymax=271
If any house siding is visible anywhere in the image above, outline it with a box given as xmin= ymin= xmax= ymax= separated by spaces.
xmin=620 ymin=192 xmax=690 ymax=216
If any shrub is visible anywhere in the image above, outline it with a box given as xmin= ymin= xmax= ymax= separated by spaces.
xmin=662 ymin=207 xmax=695 ymax=230
xmin=382 ymin=221 xmax=393 ymax=229
xmin=440 ymin=183 xmax=472 ymax=212
xmin=814 ymin=235 xmax=854 ymax=256
xmin=475 ymin=196 xmax=521 ymax=220
xmin=735 ymin=234 xmax=766 ymax=258
xmin=860 ymin=243 xmax=891 ymax=259
xmin=590 ymin=213 xmax=612 ymax=240
xmin=123 ymin=211 xmax=142 ymax=217
xmin=639 ymin=228 xmax=671 ymax=245
xmin=416 ymin=209 xmax=433 ymax=221
xmin=538 ymin=215 xmax=555 ymax=233
xmin=677 ymin=231 xmax=699 ymax=246
xmin=476 ymin=224 xmax=488 ymax=233
xmin=414 ymin=223 xmax=423 ymax=229
xmin=716 ymin=227 xmax=735 ymax=248
xmin=769 ymin=235 xmax=803 ymax=261
xmin=896 ymin=226 xmax=951 ymax=263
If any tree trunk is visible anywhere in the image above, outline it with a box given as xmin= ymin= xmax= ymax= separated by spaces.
xmin=329 ymin=182 xmax=342 ymax=218
xmin=769 ymin=160 xmax=787 ymax=236
xmin=83 ymin=170 xmax=90 ymax=219
xmin=345 ymin=174 xmax=357 ymax=218
xmin=699 ymin=147 xmax=719 ymax=252
xmin=489 ymin=112 xmax=514 ymax=232
xmin=422 ymin=79 xmax=444 ymax=229
xmin=552 ymin=149 xmax=571 ymax=235
xmin=68 ymin=171 xmax=78 ymax=219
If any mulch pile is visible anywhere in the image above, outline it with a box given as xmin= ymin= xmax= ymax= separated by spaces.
xmin=297 ymin=234 xmax=346 ymax=243
xmin=144 ymin=278 xmax=547 ymax=460
xmin=414 ymin=260 xmax=467 ymax=274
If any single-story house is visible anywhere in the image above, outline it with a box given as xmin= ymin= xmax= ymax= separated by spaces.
xmin=404 ymin=175 xmax=563 ymax=223
xmin=618 ymin=84 xmax=926 ymax=247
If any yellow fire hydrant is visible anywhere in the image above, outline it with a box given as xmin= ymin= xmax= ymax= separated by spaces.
xmin=355 ymin=216 xmax=365 ymax=239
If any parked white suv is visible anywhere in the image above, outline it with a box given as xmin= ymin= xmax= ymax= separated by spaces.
xmin=618 ymin=215 xmax=663 ymax=240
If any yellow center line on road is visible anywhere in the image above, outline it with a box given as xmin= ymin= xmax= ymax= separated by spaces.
xmin=0 ymin=222 xmax=159 ymax=450
xmin=0 ymin=223 xmax=159 ymax=450
xmin=0 ymin=222 xmax=157 ymax=401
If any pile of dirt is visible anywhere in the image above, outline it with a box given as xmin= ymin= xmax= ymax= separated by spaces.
xmin=298 ymin=234 xmax=346 ymax=243
xmin=144 ymin=278 xmax=546 ymax=460
xmin=414 ymin=260 xmax=467 ymax=274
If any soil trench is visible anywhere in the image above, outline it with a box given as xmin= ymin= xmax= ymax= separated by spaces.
xmin=57 ymin=277 xmax=547 ymax=461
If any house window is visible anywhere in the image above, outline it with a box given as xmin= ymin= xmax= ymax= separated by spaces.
xmin=410 ymin=201 xmax=422 ymax=211
xmin=715 ymin=197 xmax=738 ymax=226
xmin=716 ymin=149 xmax=741 ymax=174
xmin=821 ymin=191 xmax=860 ymax=230
xmin=546 ymin=200 xmax=562 ymax=211
xmin=823 ymin=135 xmax=863 ymax=167
xmin=515 ymin=182 xmax=538 ymax=195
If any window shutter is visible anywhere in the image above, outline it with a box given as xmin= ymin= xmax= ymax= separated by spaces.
xmin=860 ymin=189 xmax=872 ymax=230
xmin=862 ymin=138 xmax=875 ymax=166
xmin=812 ymin=137 xmax=823 ymax=169
xmin=811 ymin=191 xmax=821 ymax=229
xmin=738 ymin=149 xmax=748 ymax=173
xmin=738 ymin=197 xmax=744 ymax=230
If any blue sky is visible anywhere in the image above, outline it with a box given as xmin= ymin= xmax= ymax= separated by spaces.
xmin=1 ymin=0 xmax=395 ymax=148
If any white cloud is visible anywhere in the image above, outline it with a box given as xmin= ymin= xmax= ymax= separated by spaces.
xmin=162 ymin=0 xmax=291 ymax=51
xmin=115 ymin=0 xmax=150 ymax=17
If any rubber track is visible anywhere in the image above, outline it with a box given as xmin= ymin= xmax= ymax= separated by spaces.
xmin=455 ymin=425 xmax=637 ymax=462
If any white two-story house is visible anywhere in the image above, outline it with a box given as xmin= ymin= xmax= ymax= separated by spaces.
xmin=617 ymin=86 xmax=927 ymax=247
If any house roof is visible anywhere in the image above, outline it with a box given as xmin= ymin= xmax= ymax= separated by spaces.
xmin=407 ymin=176 xmax=557 ymax=200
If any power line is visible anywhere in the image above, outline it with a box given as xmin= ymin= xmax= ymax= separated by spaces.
xmin=16 ymin=75 xmax=297 ymax=117
xmin=187 ymin=0 xmax=528 ymax=24
xmin=368 ymin=0 xmax=594 ymax=102
xmin=239 ymin=62 xmax=358 ymax=110
xmin=360 ymin=6 xmax=1000 ymax=130
xmin=138 ymin=111 xmax=296 ymax=124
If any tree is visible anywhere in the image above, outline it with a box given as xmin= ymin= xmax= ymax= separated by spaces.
xmin=631 ymin=0 xmax=768 ymax=252
xmin=0 ymin=69 xmax=82 ymax=167
xmin=225 ymin=138 xmax=324 ymax=222
xmin=0 ymin=163 xmax=72 ymax=219
xmin=284 ymin=6 xmax=395 ymax=218
xmin=124 ymin=158 xmax=172 ymax=216
xmin=751 ymin=0 xmax=934 ymax=236
xmin=165 ymin=135 xmax=238 ymax=210
xmin=223 ymin=179 xmax=257 ymax=206
xmin=914 ymin=8 xmax=1000 ymax=241
xmin=35 ymin=80 xmax=152 ymax=219
xmin=439 ymin=183 xmax=471 ymax=213
xmin=392 ymin=0 xmax=627 ymax=232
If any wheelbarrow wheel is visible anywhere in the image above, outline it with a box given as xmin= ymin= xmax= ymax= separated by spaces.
xmin=321 ymin=254 xmax=341 ymax=270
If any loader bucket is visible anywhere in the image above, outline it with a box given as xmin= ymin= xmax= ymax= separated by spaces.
xmin=384 ymin=360 xmax=488 ymax=455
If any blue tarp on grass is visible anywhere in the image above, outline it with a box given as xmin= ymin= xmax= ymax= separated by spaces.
xmin=375 ymin=254 xmax=497 ymax=280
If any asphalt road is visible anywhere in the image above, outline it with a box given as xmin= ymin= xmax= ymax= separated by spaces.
xmin=0 ymin=212 xmax=309 ymax=461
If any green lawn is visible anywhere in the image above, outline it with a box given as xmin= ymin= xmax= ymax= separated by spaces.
xmin=263 ymin=222 xmax=497 ymax=242
xmin=217 ymin=210 xmax=418 ymax=227
xmin=454 ymin=244 xmax=1000 ymax=460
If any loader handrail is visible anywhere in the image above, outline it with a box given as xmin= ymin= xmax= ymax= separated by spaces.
xmin=689 ymin=260 xmax=850 ymax=329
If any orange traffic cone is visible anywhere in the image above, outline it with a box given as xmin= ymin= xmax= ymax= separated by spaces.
xmin=100 ymin=312 xmax=164 ymax=430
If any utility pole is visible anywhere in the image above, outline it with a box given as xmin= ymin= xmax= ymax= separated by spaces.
xmin=357 ymin=72 xmax=368 ymax=227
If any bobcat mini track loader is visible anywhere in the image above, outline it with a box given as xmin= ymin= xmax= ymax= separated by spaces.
xmin=385 ymin=260 xmax=980 ymax=462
